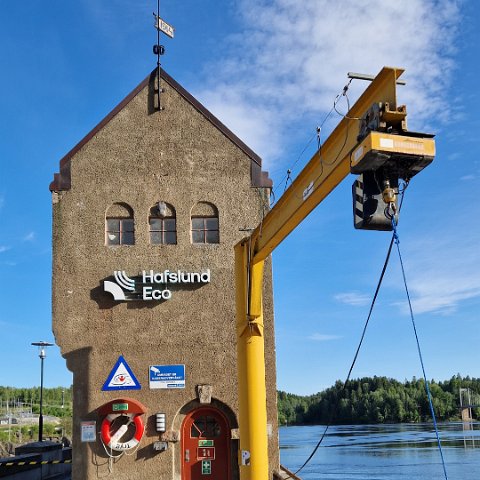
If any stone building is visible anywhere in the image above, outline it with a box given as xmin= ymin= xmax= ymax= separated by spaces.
xmin=50 ymin=69 xmax=279 ymax=479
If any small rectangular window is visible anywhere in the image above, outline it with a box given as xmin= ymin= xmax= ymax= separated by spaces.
xmin=107 ymin=219 xmax=120 ymax=232
xmin=122 ymin=230 xmax=135 ymax=245
xmin=150 ymin=218 xmax=162 ymax=230
xmin=106 ymin=218 xmax=134 ymax=246
xmin=205 ymin=218 xmax=218 ymax=230
xmin=151 ymin=231 xmax=163 ymax=244
xmin=150 ymin=217 xmax=177 ymax=245
xmin=106 ymin=219 xmax=120 ymax=245
xmin=191 ymin=217 xmax=219 ymax=244
xmin=205 ymin=230 xmax=219 ymax=243
xmin=165 ymin=231 xmax=176 ymax=244
xmin=164 ymin=218 xmax=176 ymax=231
xmin=191 ymin=218 xmax=204 ymax=230
xmin=192 ymin=230 xmax=204 ymax=244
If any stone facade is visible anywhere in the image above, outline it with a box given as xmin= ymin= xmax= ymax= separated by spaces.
xmin=50 ymin=70 xmax=279 ymax=479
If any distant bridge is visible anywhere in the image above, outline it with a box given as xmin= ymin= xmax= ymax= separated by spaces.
xmin=460 ymin=388 xmax=480 ymax=422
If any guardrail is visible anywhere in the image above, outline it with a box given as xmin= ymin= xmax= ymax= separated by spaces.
xmin=0 ymin=459 xmax=72 ymax=467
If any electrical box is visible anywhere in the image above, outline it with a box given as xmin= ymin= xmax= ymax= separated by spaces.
xmin=153 ymin=441 xmax=168 ymax=452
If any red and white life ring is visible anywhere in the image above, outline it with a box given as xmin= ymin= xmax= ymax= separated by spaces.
xmin=101 ymin=413 xmax=145 ymax=451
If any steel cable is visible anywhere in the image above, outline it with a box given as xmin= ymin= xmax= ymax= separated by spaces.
xmin=391 ymin=217 xmax=449 ymax=480
xmin=287 ymin=188 xmax=408 ymax=478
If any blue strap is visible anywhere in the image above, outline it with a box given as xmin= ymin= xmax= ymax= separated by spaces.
xmin=391 ymin=217 xmax=449 ymax=480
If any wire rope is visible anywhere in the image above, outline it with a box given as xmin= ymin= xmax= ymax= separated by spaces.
xmin=286 ymin=188 xmax=448 ymax=480
xmin=391 ymin=217 xmax=449 ymax=480
xmin=280 ymin=82 xmax=362 ymax=207
xmin=286 ymin=190 xmax=407 ymax=478
xmin=272 ymin=79 xmax=353 ymax=202
xmin=290 ymin=244 xmax=395 ymax=477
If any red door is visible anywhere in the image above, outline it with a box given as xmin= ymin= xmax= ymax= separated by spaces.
xmin=181 ymin=407 xmax=231 ymax=480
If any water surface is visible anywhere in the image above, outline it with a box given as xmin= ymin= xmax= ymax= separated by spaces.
xmin=279 ymin=423 xmax=480 ymax=479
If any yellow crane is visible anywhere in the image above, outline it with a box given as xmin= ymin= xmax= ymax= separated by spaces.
xmin=234 ymin=67 xmax=436 ymax=479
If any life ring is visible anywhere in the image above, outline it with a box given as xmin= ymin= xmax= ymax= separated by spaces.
xmin=101 ymin=413 xmax=145 ymax=451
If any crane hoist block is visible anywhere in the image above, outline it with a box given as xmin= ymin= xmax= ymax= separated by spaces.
xmin=350 ymin=131 xmax=435 ymax=180
xmin=353 ymin=171 xmax=398 ymax=231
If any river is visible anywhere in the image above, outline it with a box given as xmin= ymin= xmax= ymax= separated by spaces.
xmin=279 ymin=422 xmax=480 ymax=479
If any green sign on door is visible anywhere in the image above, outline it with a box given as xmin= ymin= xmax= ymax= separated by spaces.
xmin=202 ymin=460 xmax=211 ymax=475
xmin=199 ymin=439 xmax=214 ymax=447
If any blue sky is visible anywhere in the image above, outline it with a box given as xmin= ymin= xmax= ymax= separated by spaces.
xmin=0 ymin=0 xmax=479 ymax=395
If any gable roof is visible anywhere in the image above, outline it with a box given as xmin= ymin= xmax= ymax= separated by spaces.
xmin=49 ymin=69 xmax=272 ymax=192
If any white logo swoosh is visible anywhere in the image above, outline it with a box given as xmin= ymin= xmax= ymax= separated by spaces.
xmin=104 ymin=280 xmax=126 ymax=301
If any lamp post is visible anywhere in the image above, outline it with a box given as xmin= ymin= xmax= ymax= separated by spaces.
xmin=31 ymin=341 xmax=54 ymax=442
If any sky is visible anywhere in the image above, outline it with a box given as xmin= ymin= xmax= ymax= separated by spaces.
xmin=0 ymin=0 xmax=479 ymax=396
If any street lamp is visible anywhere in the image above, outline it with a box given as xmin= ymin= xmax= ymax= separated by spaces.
xmin=31 ymin=341 xmax=54 ymax=442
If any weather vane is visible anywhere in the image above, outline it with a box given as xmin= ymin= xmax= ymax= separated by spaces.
xmin=153 ymin=0 xmax=175 ymax=111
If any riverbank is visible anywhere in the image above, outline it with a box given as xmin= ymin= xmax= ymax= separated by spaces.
xmin=278 ymin=375 xmax=480 ymax=426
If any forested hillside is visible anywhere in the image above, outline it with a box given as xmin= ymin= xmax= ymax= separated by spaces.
xmin=278 ymin=375 xmax=480 ymax=425
xmin=2 ymin=377 xmax=479 ymax=428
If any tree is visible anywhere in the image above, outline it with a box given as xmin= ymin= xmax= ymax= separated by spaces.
xmin=275 ymin=375 xmax=480 ymax=426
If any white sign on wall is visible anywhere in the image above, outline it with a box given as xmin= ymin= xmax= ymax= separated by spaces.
xmin=103 ymin=269 xmax=211 ymax=302
xmin=102 ymin=355 xmax=141 ymax=391
xmin=149 ymin=364 xmax=185 ymax=389
xmin=81 ymin=421 xmax=96 ymax=442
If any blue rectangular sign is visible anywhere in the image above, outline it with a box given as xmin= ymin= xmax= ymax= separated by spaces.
xmin=149 ymin=364 xmax=185 ymax=389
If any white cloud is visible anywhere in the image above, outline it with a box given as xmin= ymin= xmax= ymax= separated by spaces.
xmin=197 ymin=88 xmax=283 ymax=160
xmin=448 ymin=152 xmax=462 ymax=161
xmin=460 ymin=174 xmax=475 ymax=181
xmin=196 ymin=0 xmax=461 ymax=168
xmin=0 ymin=246 xmax=10 ymax=253
xmin=334 ymin=291 xmax=371 ymax=307
xmin=23 ymin=231 xmax=35 ymax=242
xmin=309 ymin=333 xmax=342 ymax=341
xmin=390 ymin=226 xmax=480 ymax=315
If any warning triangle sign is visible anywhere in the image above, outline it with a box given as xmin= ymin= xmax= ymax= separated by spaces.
xmin=102 ymin=355 xmax=141 ymax=391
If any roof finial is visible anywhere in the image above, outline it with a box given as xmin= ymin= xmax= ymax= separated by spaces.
xmin=153 ymin=0 xmax=175 ymax=112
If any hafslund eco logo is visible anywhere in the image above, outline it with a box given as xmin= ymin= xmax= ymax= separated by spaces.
xmin=104 ymin=269 xmax=211 ymax=302
xmin=104 ymin=271 xmax=136 ymax=301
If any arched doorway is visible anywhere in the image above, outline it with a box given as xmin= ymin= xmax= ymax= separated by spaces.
xmin=181 ymin=406 xmax=231 ymax=480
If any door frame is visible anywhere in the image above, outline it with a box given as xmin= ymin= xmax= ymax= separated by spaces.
xmin=181 ymin=406 xmax=232 ymax=480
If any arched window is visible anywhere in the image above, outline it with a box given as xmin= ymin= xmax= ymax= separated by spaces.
xmin=191 ymin=202 xmax=219 ymax=244
xmin=149 ymin=201 xmax=177 ymax=245
xmin=105 ymin=203 xmax=135 ymax=246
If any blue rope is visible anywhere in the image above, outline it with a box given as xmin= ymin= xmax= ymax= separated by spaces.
xmin=391 ymin=216 xmax=449 ymax=480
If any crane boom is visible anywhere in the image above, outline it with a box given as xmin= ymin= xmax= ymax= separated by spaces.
xmin=251 ymin=67 xmax=402 ymax=265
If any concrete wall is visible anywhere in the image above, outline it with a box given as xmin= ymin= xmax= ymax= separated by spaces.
xmin=0 ymin=443 xmax=71 ymax=480
xmin=51 ymin=72 xmax=279 ymax=479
